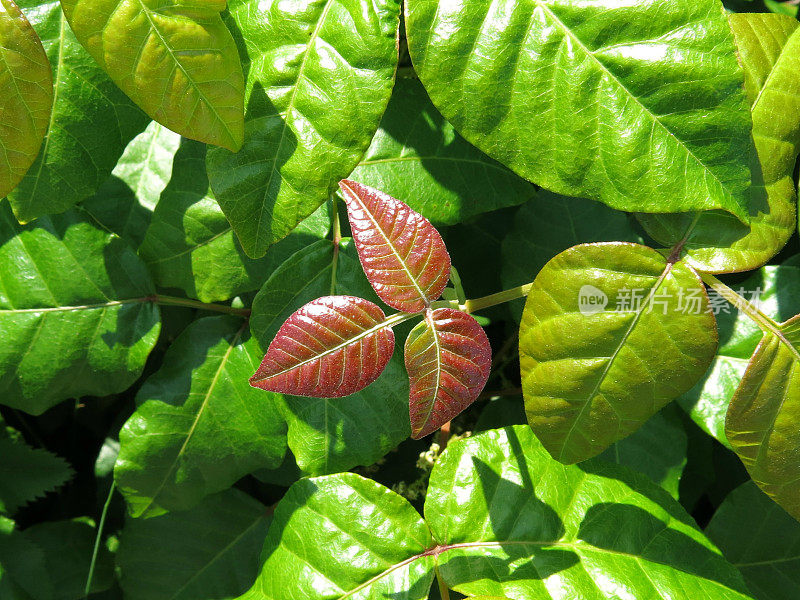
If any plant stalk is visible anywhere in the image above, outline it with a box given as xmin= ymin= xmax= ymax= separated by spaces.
xmin=330 ymin=193 xmax=342 ymax=295
xmin=463 ymin=282 xmax=534 ymax=313
xmin=153 ymin=295 xmax=251 ymax=317
xmin=84 ymin=481 xmax=115 ymax=598
xmin=434 ymin=563 xmax=451 ymax=600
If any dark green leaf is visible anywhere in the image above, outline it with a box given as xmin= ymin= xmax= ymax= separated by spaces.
xmin=348 ymin=77 xmax=535 ymax=225
xmin=139 ymin=139 xmax=329 ymax=303
xmin=60 ymin=0 xmax=245 ymax=151
xmin=0 ymin=204 xmax=160 ymax=415
xmin=519 ymin=243 xmax=717 ymax=463
xmin=501 ymin=191 xmax=645 ymax=321
xmin=725 ymin=315 xmax=800 ymax=521
xmin=81 ymin=122 xmax=180 ymax=248
xmin=117 ymin=489 xmax=271 ymax=600
xmin=7 ymin=0 xmax=148 ymax=222
xmin=206 ymin=0 xmax=400 ymax=257
xmin=115 ymin=316 xmax=285 ymax=518
xmin=0 ymin=0 xmax=52 ymax=199
xmin=406 ymin=0 xmax=755 ymax=221
xmin=0 ymin=437 xmax=73 ymax=514
xmin=637 ymin=13 xmax=800 ymax=273
xmin=707 ymin=481 xmax=800 ymax=600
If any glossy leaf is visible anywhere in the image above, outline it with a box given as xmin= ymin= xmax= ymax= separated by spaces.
xmin=115 ymin=316 xmax=285 ymax=518
xmin=251 ymin=296 xmax=395 ymax=398
xmin=206 ymin=0 xmax=400 ymax=258
xmin=677 ymin=265 xmax=800 ymax=445
xmin=0 ymin=0 xmax=52 ymax=199
xmin=348 ymin=77 xmax=535 ymax=225
xmin=725 ymin=315 xmax=800 ymax=521
xmin=0 ymin=204 xmax=160 ymax=415
xmin=250 ymin=240 xmax=411 ymax=475
xmin=501 ymin=190 xmax=645 ymax=321
xmin=241 ymin=473 xmax=436 ymax=600
xmin=406 ymin=0 xmax=755 ymax=222
xmin=707 ymin=481 xmax=800 ymax=600
xmin=405 ymin=308 xmax=491 ymax=438
xmin=340 ymin=179 xmax=451 ymax=312
xmin=60 ymin=0 xmax=244 ymax=151
xmin=140 ymin=139 xmax=329 ymax=302
xmin=7 ymin=0 xmax=149 ymax=223
xmin=81 ymin=121 xmax=181 ymax=247
xmin=637 ymin=13 xmax=800 ymax=274
xmin=519 ymin=243 xmax=718 ymax=464
xmin=117 ymin=489 xmax=271 ymax=600
xmin=244 ymin=426 xmax=754 ymax=599
xmin=598 ymin=405 xmax=687 ymax=499
xmin=0 ymin=436 xmax=73 ymax=514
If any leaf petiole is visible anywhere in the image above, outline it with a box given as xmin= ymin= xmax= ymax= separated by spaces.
xmin=462 ymin=281 xmax=535 ymax=313
xmin=153 ymin=295 xmax=251 ymax=317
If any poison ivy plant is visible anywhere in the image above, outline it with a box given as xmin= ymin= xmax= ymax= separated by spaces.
xmin=244 ymin=426 xmax=754 ymax=599
xmin=59 ymin=0 xmax=245 ymax=151
xmin=0 ymin=203 xmax=161 ymax=415
xmin=0 ymin=0 xmax=52 ymax=200
xmin=7 ymin=0 xmax=149 ymax=222
xmin=206 ymin=0 xmax=401 ymax=258
xmin=405 ymin=0 xmax=755 ymax=221
xmin=519 ymin=242 xmax=718 ymax=463
xmin=637 ymin=13 xmax=800 ymax=274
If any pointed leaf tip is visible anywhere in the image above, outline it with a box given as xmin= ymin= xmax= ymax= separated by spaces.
xmin=338 ymin=179 xmax=451 ymax=313
xmin=250 ymin=296 xmax=395 ymax=398
xmin=405 ymin=308 xmax=491 ymax=438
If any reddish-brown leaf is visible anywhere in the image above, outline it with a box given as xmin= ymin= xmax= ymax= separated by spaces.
xmin=250 ymin=296 xmax=395 ymax=397
xmin=405 ymin=308 xmax=491 ymax=438
xmin=338 ymin=179 xmax=451 ymax=313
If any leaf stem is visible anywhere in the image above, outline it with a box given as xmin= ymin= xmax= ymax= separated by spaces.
xmin=84 ymin=481 xmax=115 ymax=598
xmin=330 ymin=193 xmax=342 ymax=295
xmin=700 ymin=272 xmax=786 ymax=340
xmin=153 ymin=295 xmax=251 ymax=317
xmin=434 ymin=563 xmax=450 ymax=600
xmin=463 ymin=282 xmax=535 ymax=313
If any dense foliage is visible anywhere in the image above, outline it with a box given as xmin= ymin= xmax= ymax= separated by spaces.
xmin=0 ymin=0 xmax=799 ymax=598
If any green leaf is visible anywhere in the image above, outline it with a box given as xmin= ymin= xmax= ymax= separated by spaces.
xmin=117 ymin=489 xmax=271 ymax=600
xmin=707 ymin=481 xmax=800 ymax=600
xmin=501 ymin=190 xmax=645 ymax=321
xmin=677 ymin=265 xmax=800 ymax=445
xmin=81 ymin=121 xmax=181 ymax=248
xmin=6 ymin=0 xmax=149 ymax=223
xmin=348 ymin=77 xmax=535 ymax=225
xmin=115 ymin=315 xmax=285 ymax=518
xmin=0 ymin=0 xmax=52 ymax=199
xmin=0 ymin=516 xmax=49 ymax=600
xmin=0 ymin=204 xmax=161 ymax=415
xmin=60 ymin=0 xmax=244 ymax=151
xmin=764 ymin=0 xmax=799 ymax=18
xmin=637 ymin=13 xmax=800 ymax=274
xmin=250 ymin=239 xmax=411 ymax=475
xmin=242 ymin=473 xmax=436 ymax=600
xmin=206 ymin=0 xmax=400 ymax=258
xmin=405 ymin=0 xmax=755 ymax=222
xmin=0 ymin=437 xmax=73 ymax=515
xmin=598 ymin=405 xmax=687 ymax=499
xmin=725 ymin=315 xmax=800 ymax=521
xmin=244 ymin=426 xmax=754 ymax=599
xmin=139 ymin=139 xmax=329 ymax=303
xmin=519 ymin=243 xmax=718 ymax=463
xmin=426 ymin=426 xmax=753 ymax=599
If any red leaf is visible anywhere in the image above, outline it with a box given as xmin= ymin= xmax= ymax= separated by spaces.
xmin=250 ymin=296 xmax=395 ymax=397
xmin=405 ymin=308 xmax=491 ymax=438
xmin=339 ymin=179 xmax=451 ymax=313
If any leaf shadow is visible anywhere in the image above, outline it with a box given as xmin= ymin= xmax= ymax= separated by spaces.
xmin=81 ymin=175 xmax=152 ymax=247
xmin=437 ymin=428 xmax=577 ymax=591
xmin=577 ymin=502 xmax=752 ymax=595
